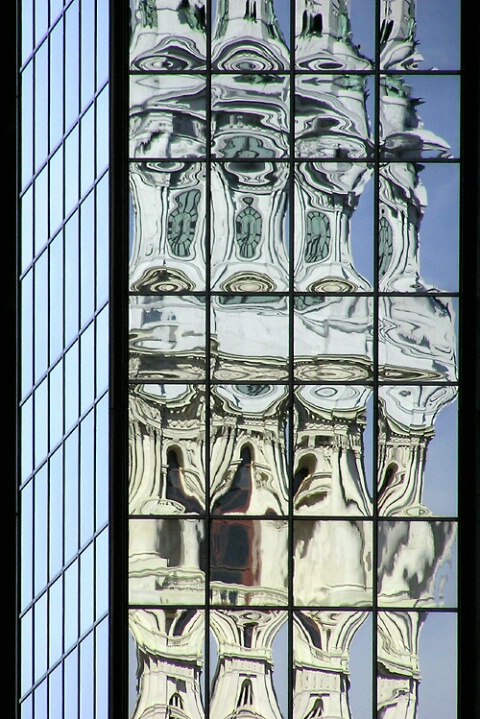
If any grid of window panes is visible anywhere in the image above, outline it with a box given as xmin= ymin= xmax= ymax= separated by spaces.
xmin=18 ymin=1 xmax=109 ymax=717
xmin=127 ymin=2 xmax=459 ymax=718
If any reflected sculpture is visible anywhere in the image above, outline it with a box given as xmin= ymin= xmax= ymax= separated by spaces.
xmin=128 ymin=1 xmax=459 ymax=717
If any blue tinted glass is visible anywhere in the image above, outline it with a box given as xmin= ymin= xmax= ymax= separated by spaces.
xmin=34 ymin=0 xmax=48 ymax=45
xmin=80 ymin=632 xmax=95 ymax=719
xmin=21 ymin=608 xmax=33 ymax=694
xmin=95 ymin=173 xmax=109 ymax=309
xmin=64 ymin=215 xmax=80 ymax=345
xmin=48 ymin=663 xmax=63 ymax=718
xmin=64 ymin=341 xmax=79 ymax=432
xmin=34 ymin=679 xmax=48 ymax=718
xmin=80 ymin=105 xmax=96 ymax=197
xmin=96 ymin=87 xmax=109 ymax=175
xmin=96 ymin=308 xmax=109 ymax=394
xmin=34 ymin=592 xmax=48 ymax=681
xmin=95 ymin=529 xmax=108 ymax=618
xmin=21 ymin=61 xmax=34 ymax=188
xmin=49 ymin=147 xmax=64 ymax=237
xmin=80 ymin=411 xmax=95 ymax=545
xmin=80 ymin=542 xmax=94 ymax=634
xmin=65 ymin=126 xmax=80 ymax=217
xmin=95 ymin=618 xmax=109 ymax=717
xmin=49 ymin=18 xmax=65 ymax=150
xmin=49 ymin=231 xmax=64 ymax=362
xmin=34 ymin=40 xmax=49 ymax=171
xmin=95 ymin=394 xmax=109 ymax=530
xmin=21 ymin=270 xmax=33 ymax=398
xmin=64 ymin=648 xmax=79 ymax=719
xmin=80 ymin=0 xmax=95 ymax=108
xmin=64 ymin=560 xmax=79 ymax=650
xmin=96 ymin=0 xmax=109 ymax=89
xmin=65 ymin=0 xmax=80 ymax=130
xmin=21 ymin=395 xmax=33 ymax=482
xmin=80 ymin=323 xmax=95 ymax=414
xmin=33 ymin=466 xmax=48 ymax=594
xmin=64 ymin=429 xmax=80 ymax=562
xmin=21 ymin=481 xmax=34 ymax=609
xmin=49 ymin=360 xmax=64 ymax=451
xmin=21 ymin=184 xmax=34 ymax=272
xmin=34 ymin=251 xmax=48 ymax=382
xmin=34 ymin=166 xmax=49 ymax=255
xmin=49 ymin=576 xmax=64 ymax=665
xmin=21 ymin=0 xmax=34 ymax=64
xmin=33 ymin=380 xmax=48 ymax=472
xmin=20 ymin=695 xmax=33 ymax=719
xmin=49 ymin=447 xmax=64 ymax=580
xmin=80 ymin=191 xmax=95 ymax=324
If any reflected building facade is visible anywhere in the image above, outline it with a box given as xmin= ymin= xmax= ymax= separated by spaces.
xmin=127 ymin=2 xmax=459 ymax=719
xmin=16 ymin=1 xmax=468 ymax=719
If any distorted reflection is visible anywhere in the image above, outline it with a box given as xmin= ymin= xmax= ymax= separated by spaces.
xmin=211 ymin=519 xmax=288 ymax=606
xmin=129 ymin=518 xmax=206 ymax=605
xmin=378 ymin=520 xmax=457 ymax=608
xmin=211 ymin=295 xmax=289 ymax=381
xmin=294 ymin=295 xmax=373 ymax=382
xmin=129 ymin=162 xmax=206 ymax=292
xmin=293 ymin=385 xmax=372 ymax=516
xmin=130 ymin=74 xmax=206 ymax=159
xmin=211 ymin=162 xmax=289 ymax=292
xmin=129 ymin=295 xmax=206 ymax=380
xmin=128 ymin=1 xmax=459 ymax=717
xmin=378 ymin=385 xmax=457 ymax=516
xmin=211 ymin=384 xmax=289 ymax=515
xmin=210 ymin=610 xmax=286 ymax=719
xmin=129 ymin=608 xmax=205 ymax=719
xmin=294 ymin=611 xmax=368 ymax=719
xmin=129 ymin=384 xmax=206 ymax=515
xmin=294 ymin=520 xmax=373 ymax=606
xmin=294 ymin=162 xmax=373 ymax=292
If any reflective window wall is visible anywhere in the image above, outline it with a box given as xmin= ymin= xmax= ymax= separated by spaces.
xmin=18 ymin=1 xmax=110 ymax=717
xmin=127 ymin=1 xmax=460 ymax=717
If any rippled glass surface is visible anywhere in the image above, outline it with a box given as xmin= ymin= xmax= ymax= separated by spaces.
xmin=211 ymin=295 xmax=289 ymax=381
xmin=210 ymin=609 xmax=287 ymax=718
xmin=210 ymin=518 xmax=288 ymax=606
xmin=129 ymin=295 xmax=206 ymax=380
xmin=378 ymin=385 xmax=458 ymax=517
xmin=129 ymin=384 xmax=206 ymax=515
xmin=129 ymin=162 xmax=206 ymax=292
xmin=130 ymin=74 xmax=206 ymax=159
xmin=127 ymin=1 xmax=461 ymax=717
xmin=294 ymin=520 xmax=373 ymax=607
xmin=294 ymin=385 xmax=373 ymax=516
xmin=129 ymin=518 xmax=206 ymax=605
xmin=294 ymin=161 xmax=373 ymax=292
xmin=211 ymin=384 xmax=289 ymax=516
xmin=211 ymin=162 xmax=289 ymax=292
xmin=377 ymin=520 xmax=457 ymax=608
xmin=378 ymin=295 xmax=458 ymax=382
xmin=294 ymin=295 xmax=373 ymax=382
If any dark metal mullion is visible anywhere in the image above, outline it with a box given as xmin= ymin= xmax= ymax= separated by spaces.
xmin=288 ymin=3 xmax=296 ymax=718
xmin=205 ymin=3 xmax=212 ymax=717
xmin=373 ymin=0 xmax=381 ymax=715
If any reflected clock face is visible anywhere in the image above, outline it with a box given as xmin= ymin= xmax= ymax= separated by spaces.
xmin=305 ymin=211 xmax=331 ymax=263
xmin=378 ymin=215 xmax=394 ymax=277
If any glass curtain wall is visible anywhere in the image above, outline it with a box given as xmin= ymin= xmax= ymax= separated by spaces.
xmin=126 ymin=1 xmax=460 ymax=718
xmin=18 ymin=1 xmax=110 ymax=717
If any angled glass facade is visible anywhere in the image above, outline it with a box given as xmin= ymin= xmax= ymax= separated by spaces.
xmin=15 ymin=1 xmax=480 ymax=719
xmin=18 ymin=1 xmax=109 ymax=717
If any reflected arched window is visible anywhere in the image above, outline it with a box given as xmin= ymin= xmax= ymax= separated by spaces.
xmin=378 ymin=215 xmax=394 ymax=278
xmin=169 ymin=692 xmax=184 ymax=709
xmin=237 ymin=678 xmax=254 ymax=706
xmin=166 ymin=447 xmax=203 ymax=513
xmin=212 ymin=446 xmax=253 ymax=514
xmin=305 ymin=697 xmax=324 ymax=718
xmin=305 ymin=211 xmax=331 ymax=263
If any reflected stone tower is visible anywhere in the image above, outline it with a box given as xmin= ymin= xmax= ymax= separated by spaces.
xmin=127 ymin=2 xmax=459 ymax=718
